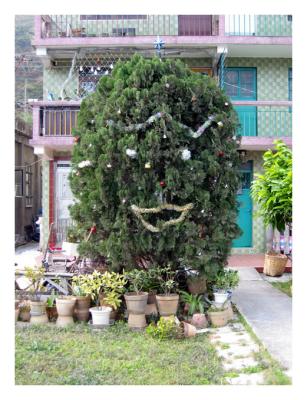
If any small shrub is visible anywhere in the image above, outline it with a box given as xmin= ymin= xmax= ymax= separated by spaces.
xmin=146 ymin=317 xmax=180 ymax=340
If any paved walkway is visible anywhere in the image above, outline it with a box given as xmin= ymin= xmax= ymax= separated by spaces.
xmin=231 ymin=268 xmax=292 ymax=371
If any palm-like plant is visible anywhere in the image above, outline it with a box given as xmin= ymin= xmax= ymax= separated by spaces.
xmin=179 ymin=291 xmax=205 ymax=316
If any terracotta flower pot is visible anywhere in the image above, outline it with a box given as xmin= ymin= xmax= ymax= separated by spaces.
xmin=124 ymin=292 xmax=148 ymax=315
xmin=30 ymin=300 xmax=48 ymax=324
xmin=19 ymin=308 xmax=31 ymax=322
xmin=147 ymin=292 xmax=157 ymax=305
xmin=124 ymin=292 xmax=148 ymax=329
xmin=191 ymin=313 xmax=208 ymax=329
xmin=75 ymin=295 xmax=91 ymax=322
xmin=156 ymin=294 xmax=179 ymax=316
xmin=187 ymin=276 xmax=207 ymax=294
xmin=56 ymin=296 xmax=76 ymax=327
xmin=46 ymin=306 xmax=58 ymax=322
xmin=207 ymin=308 xmax=229 ymax=327
xmin=180 ymin=321 xmax=197 ymax=337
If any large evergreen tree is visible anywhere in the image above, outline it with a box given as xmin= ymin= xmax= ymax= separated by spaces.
xmin=69 ymin=55 xmax=241 ymax=278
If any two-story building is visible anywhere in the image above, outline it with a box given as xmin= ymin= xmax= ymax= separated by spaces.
xmin=29 ymin=14 xmax=292 ymax=253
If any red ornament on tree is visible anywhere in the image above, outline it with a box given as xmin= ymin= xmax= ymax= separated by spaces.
xmin=218 ymin=151 xmax=224 ymax=157
xmin=74 ymin=136 xmax=80 ymax=143
xmin=90 ymin=225 xmax=97 ymax=234
xmin=160 ymin=181 xmax=166 ymax=188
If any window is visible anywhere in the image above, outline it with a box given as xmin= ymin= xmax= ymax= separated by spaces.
xmin=15 ymin=170 xmax=23 ymax=197
xmin=288 ymin=68 xmax=292 ymax=101
xmin=224 ymin=68 xmax=257 ymax=100
xmin=25 ymin=165 xmax=33 ymax=207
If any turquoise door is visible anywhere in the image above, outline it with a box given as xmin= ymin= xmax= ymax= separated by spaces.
xmin=233 ymin=165 xmax=253 ymax=248
xmin=224 ymin=68 xmax=257 ymax=136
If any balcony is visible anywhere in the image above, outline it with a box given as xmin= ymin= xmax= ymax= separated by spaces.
xmin=225 ymin=15 xmax=292 ymax=37
xmin=232 ymin=100 xmax=292 ymax=150
xmin=40 ymin=15 xmax=216 ymax=39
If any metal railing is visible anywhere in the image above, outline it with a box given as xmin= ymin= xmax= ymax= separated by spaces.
xmin=225 ymin=15 xmax=292 ymax=36
xmin=233 ymin=102 xmax=292 ymax=137
xmin=41 ymin=15 xmax=214 ymax=38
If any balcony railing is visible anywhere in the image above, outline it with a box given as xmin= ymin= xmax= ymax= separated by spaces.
xmin=40 ymin=107 xmax=79 ymax=136
xmin=41 ymin=15 xmax=215 ymax=38
xmin=232 ymin=101 xmax=292 ymax=137
xmin=225 ymin=15 xmax=292 ymax=37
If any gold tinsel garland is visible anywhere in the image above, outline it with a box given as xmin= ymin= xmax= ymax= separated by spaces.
xmin=131 ymin=203 xmax=194 ymax=233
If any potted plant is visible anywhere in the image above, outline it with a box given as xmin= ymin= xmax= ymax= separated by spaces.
xmin=18 ymin=302 xmax=31 ymax=322
xmin=24 ymin=266 xmax=48 ymax=324
xmin=62 ymin=227 xmax=81 ymax=257
xmin=99 ymin=271 xmax=127 ymax=321
xmin=251 ymin=140 xmax=292 ymax=276
xmin=55 ymin=295 xmax=76 ymax=327
xmin=155 ymin=266 xmax=179 ymax=317
xmin=72 ymin=275 xmax=92 ymax=322
xmin=179 ymin=291 xmax=208 ymax=328
xmin=186 ymin=270 xmax=207 ymax=294
xmin=142 ymin=267 xmax=161 ymax=316
xmin=124 ymin=269 xmax=148 ymax=329
xmin=76 ymin=271 xmax=112 ymax=326
xmin=212 ymin=269 xmax=239 ymax=304
xmin=46 ymin=290 xmax=58 ymax=322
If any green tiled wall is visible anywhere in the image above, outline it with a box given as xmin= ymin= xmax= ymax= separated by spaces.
xmin=226 ymin=58 xmax=292 ymax=137
xmin=231 ymin=151 xmax=266 ymax=254
xmin=256 ymin=15 xmax=292 ymax=37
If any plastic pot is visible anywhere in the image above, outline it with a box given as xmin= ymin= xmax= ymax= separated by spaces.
xmin=90 ymin=306 xmax=112 ymax=326
xmin=213 ymin=292 xmax=229 ymax=304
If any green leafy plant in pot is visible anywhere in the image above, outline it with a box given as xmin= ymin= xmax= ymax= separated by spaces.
xmin=46 ymin=290 xmax=58 ymax=322
xmin=74 ymin=271 xmax=112 ymax=326
xmin=251 ymin=140 xmax=292 ymax=276
xmin=24 ymin=266 xmax=48 ymax=324
xmin=99 ymin=271 xmax=127 ymax=321
xmin=179 ymin=291 xmax=208 ymax=328
xmin=155 ymin=266 xmax=179 ymax=317
xmin=124 ymin=269 xmax=149 ymax=329
xmin=212 ymin=269 xmax=239 ymax=304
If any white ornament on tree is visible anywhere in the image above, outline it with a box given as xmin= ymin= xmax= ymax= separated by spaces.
xmin=126 ymin=149 xmax=137 ymax=159
xmin=181 ymin=149 xmax=191 ymax=161
xmin=107 ymin=163 xmax=112 ymax=168
xmin=145 ymin=162 xmax=151 ymax=169
xmin=78 ymin=160 xmax=92 ymax=168
xmin=217 ymin=121 xmax=224 ymax=128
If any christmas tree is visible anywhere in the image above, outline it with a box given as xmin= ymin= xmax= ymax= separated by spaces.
xmin=69 ymin=54 xmax=241 ymax=278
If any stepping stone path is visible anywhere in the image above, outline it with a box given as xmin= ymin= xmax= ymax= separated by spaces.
xmin=207 ymin=315 xmax=266 ymax=384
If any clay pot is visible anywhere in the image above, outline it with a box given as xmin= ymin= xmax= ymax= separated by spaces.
xmin=19 ymin=308 xmax=31 ymax=322
xmin=30 ymin=300 xmax=48 ymax=324
xmin=145 ymin=303 xmax=158 ymax=316
xmin=156 ymin=294 xmax=179 ymax=316
xmin=127 ymin=313 xmax=147 ymax=330
xmin=147 ymin=292 xmax=157 ymax=305
xmin=225 ymin=303 xmax=234 ymax=320
xmin=75 ymin=295 xmax=91 ymax=322
xmin=56 ymin=296 xmax=76 ymax=327
xmin=187 ymin=275 xmax=207 ymax=294
xmin=181 ymin=321 xmax=197 ymax=338
xmin=46 ymin=306 xmax=58 ymax=322
xmin=124 ymin=292 xmax=148 ymax=315
xmin=207 ymin=308 xmax=229 ymax=327
xmin=191 ymin=313 xmax=208 ymax=329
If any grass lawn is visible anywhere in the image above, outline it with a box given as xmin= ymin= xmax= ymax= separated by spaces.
xmin=15 ymin=322 xmax=224 ymax=385
xmin=271 ymin=280 xmax=292 ymax=297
